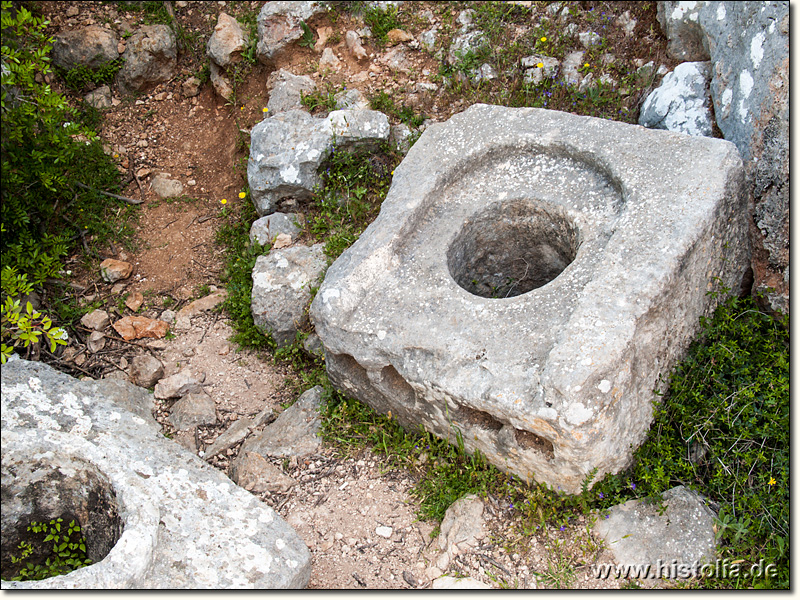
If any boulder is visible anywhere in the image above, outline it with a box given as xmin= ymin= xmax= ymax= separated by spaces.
xmin=181 ymin=76 xmax=201 ymax=97
xmin=657 ymin=1 xmax=789 ymax=315
xmin=249 ymin=212 xmax=303 ymax=246
xmin=117 ymin=25 xmax=177 ymax=95
xmin=247 ymin=109 xmax=333 ymax=215
xmin=431 ymin=576 xmax=492 ymax=590
xmin=639 ymin=61 xmax=713 ymax=137
xmin=52 ymin=26 xmax=120 ymax=70
xmin=266 ymin=69 xmax=316 ymax=114
xmin=251 ymin=243 xmax=326 ymax=347
xmin=327 ymin=109 xmax=390 ymax=151
xmin=593 ymin=486 xmax=717 ymax=578
xmin=207 ymin=12 xmax=248 ymax=68
xmin=1 ymin=358 xmax=311 ymax=589
xmin=239 ymin=386 xmax=323 ymax=459
xmin=310 ymin=104 xmax=749 ymax=494
xmin=256 ymin=1 xmax=325 ymax=65
xmin=561 ymin=50 xmax=585 ymax=86
xmin=169 ymin=390 xmax=217 ymax=430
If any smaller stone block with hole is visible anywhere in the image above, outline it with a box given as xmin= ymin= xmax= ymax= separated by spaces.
xmin=310 ymin=104 xmax=749 ymax=494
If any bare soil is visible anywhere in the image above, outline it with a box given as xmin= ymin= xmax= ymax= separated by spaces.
xmin=35 ymin=0 xmax=676 ymax=589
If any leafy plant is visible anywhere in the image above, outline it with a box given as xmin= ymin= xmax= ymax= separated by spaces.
xmin=7 ymin=517 xmax=92 ymax=581
xmin=309 ymin=143 xmax=401 ymax=260
xmin=57 ymin=58 xmax=123 ymax=93
xmin=2 ymin=1 xmax=129 ymax=289
xmin=1 ymin=266 xmax=67 ymax=363
xmin=298 ymin=21 xmax=315 ymax=48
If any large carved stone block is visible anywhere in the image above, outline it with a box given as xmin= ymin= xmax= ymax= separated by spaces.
xmin=310 ymin=104 xmax=749 ymax=493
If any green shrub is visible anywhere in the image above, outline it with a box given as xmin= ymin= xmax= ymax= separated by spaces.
xmin=1 ymin=1 xmax=127 ymax=287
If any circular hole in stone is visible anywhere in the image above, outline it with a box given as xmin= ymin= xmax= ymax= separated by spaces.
xmin=447 ymin=198 xmax=580 ymax=298
xmin=1 ymin=456 xmax=122 ymax=581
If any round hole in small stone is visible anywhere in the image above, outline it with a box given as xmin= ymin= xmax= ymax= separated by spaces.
xmin=1 ymin=456 xmax=122 ymax=581
xmin=447 ymin=198 xmax=580 ymax=298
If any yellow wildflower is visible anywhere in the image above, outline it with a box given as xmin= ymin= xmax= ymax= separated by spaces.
xmin=540 ymin=36 xmax=547 ymax=42
xmin=768 ymin=477 xmax=777 ymax=486
xmin=262 ymin=107 xmax=269 ymax=113
xmin=537 ymin=62 xmax=544 ymax=68
xmin=238 ymin=192 xmax=246 ymax=199
xmin=221 ymin=198 xmax=227 ymax=205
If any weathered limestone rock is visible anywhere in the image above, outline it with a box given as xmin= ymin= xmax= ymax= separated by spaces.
xmin=52 ymin=26 xmax=120 ymax=70
xmin=424 ymin=494 xmax=486 ymax=574
xmin=256 ymin=1 xmax=325 ymax=65
xmin=203 ymin=405 xmax=274 ymax=460
xmin=100 ymin=258 xmax=133 ymax=283
xmin=209 ymin=61 xmax=234 ymax=101
xmin=266 ymin=69 xmax=316 ymax=114
xmin=80 ymin=309 xmax=111 ymax=331
xmin=639 ymin=61 xmax=713 ymax=137
xmin=207 ymin=13 xmax=248 ymax=68
xmin=231 ymin=451 xmax=297 ymax=493
xmin=521 ymin=54 xmax=559 ymax=85
xmin=319 ymin=48 xmax=341 ymax=70
xmin=239 ymin=386 xmax=323 ymax=459
xmin=251 ymin=243 xmax=326 ymax=347
xmin=345 ymin=30 xmax=368 ymax=61
xmin=150 ymin=173 xmax=184 ymax=198
xmin=431 ymin=576 xmax=492 ymax=590
xmin=335 ymin=88 xmax=370 ymax=110
xmin=169 ymin=390 xmax=217 ymax=430
xmin=327 ymin=109 xmax=390 ymax=151
xmin=153 ymin=368 xmax=205 ymax=400
xmin=310 ymin=104 xmax=749 ymax=494
xmin=87 ymin=331 xmax=106 ymax=353
xmin=247 ymin=109 xmax=389 ymax=216
xmin=84 ymin=85 xmax=113 ymax=109
xmin=657 ymin=1 xmax=789 ymax=315
xmin=593 ymin=486 xmax=717 ymax=577
xmin=130 ymin=354 xmax=164 ymax=388
xmin=560 ymin=50 xmax=585 ymax=86
xmin=117 ymin=25 xmax=177 ymax=95
xmin=249 ymin=212 xmax=303 ymax=246
xmin=1 ymin=358 xmax=311 ymax=588
xmin=247 ymin=109 xmax=333 ymax=215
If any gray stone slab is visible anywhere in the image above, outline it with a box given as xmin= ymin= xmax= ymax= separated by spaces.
xmin=240 ymin=386 xmax=323 ymax=459
xmin=593 ymin=485 xmax=717 ymax=577
xmin=310 ymin=104 xmax=749 ymax=494
xmin=1 ymin=358 xmax=310 ymax=589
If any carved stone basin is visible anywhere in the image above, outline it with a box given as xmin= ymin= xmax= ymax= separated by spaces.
xmin=310 ymin=104 xmax=749 ymax=493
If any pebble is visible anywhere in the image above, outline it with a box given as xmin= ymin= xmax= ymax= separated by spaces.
xmin=376 ymin=526 xmax=393 ymax=538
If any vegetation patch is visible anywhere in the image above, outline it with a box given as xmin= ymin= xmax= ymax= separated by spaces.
xmin=4 ymin=517 xmax=92 ymax=582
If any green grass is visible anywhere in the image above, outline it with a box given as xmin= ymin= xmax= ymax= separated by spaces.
xmin=309 ymin=143 xmax=401 ymax=260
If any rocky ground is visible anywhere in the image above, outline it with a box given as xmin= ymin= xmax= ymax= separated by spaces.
xmin=30 ymin=0 xmax=682 ymax=589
